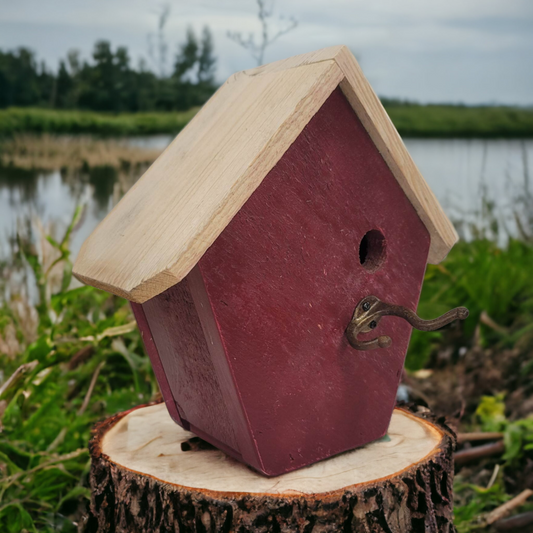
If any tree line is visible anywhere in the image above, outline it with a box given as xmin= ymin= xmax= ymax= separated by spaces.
xmin=0 ymin=27 xmax=217 ymax=112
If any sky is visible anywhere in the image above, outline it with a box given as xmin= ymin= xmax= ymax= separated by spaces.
xmin=1 ymin=0 xmax=532 ymax=105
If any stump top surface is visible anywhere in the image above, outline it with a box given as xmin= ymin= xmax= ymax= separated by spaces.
xmin=101 ymin=403 xmax=444 ymax=496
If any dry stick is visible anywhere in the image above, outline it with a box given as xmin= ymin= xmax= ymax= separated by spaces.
xmin=486 ymin=489 xmax=533 ymax=525
xmin=480 ymin=310 xmax=509 ymax=334
xmin=494 ymin=511 xmax=533 ymax=532
xmin=457 ymin=432 xmax=504 ymax=444
xmin=454 ymin=441 xmax=505 ymax=466
xmin=0 ymin=448 xmax=87 ymax=501
xmin=68 ymin=345 xmax=95 ymax=370
xmin=0 ymin=360 xmax=39 ymax=398
xmin=402 ymin=385 xmax=433 ymax=406
xmin=77 ymin=361 xmax=105 ymax=416
xmin=47 ymin=361 xmax=105 ymax=452
xmin=486 ymin=464 xmax=500 ymax=490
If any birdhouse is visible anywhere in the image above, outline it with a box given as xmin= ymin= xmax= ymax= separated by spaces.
xmin=73 ymin=46 xmax=465 ymax=477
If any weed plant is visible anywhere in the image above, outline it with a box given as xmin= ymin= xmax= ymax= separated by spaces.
xmin=0 ymin=134 xmax=163 ymax=172
xmin=1 ymin=104 xmax=533 ymax=138
xmin=0 ymin=209 xmax=158 ymax=532
xmin=0 ymin=107 xmax=198 ymax=137
xmin=0 ymin=172 xmax=532 ymax=530
xmin=386 ymin=103 xmax=533 ymax=138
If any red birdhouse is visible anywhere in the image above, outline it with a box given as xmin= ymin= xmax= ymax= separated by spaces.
xmin=73 ymin=46 xmax=462 ymax=477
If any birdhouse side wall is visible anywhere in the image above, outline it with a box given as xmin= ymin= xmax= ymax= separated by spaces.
xmin=135 ymin=277 xmax=245 ymax=462
xmin=194 ymin=86 xmax=432 ymax=475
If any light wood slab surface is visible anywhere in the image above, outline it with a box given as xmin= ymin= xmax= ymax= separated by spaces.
xmin=102 ymin=402 xmax=444 ymax=495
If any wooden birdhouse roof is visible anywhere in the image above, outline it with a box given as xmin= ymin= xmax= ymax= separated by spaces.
xmin=73 ymin=46 xmax=457 ymax=303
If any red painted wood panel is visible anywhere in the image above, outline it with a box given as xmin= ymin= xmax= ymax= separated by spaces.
xmin=130 ymin=302 xmax=184 ymax=427
xmin=195 ymin=86 xmax=431 ymax=475
xmin=141 ymin=277 xmax=240 ymax=455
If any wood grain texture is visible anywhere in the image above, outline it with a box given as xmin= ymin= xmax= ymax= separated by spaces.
xmin=73 ymin=46 xmax=456 ymax=303
xmin=73 ymin=59 xmax=343 ymax=302
xmin=80 ymin=403 xmax=457 ymax=532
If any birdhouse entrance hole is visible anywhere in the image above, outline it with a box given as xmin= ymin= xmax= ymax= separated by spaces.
xmin=359 ymin=230 xmax=386 ymax=272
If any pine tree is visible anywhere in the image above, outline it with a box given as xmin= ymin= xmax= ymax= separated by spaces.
xmin=198 ymin=26 xmax=216 ymax=85
xmin=173 ymin=27 xmax=199 ymax=82
xmin=56 ymin=60 xmax=73 ymax=108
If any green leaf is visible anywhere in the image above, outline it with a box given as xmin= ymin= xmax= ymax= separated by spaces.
xmin=25 ymin=336 xmax=53 ymax=364
xmin=0 ymin=502 xmax=37 ymax=533
xmin=475 ymin=394 xmax=506 ymax=432
xmin=56 ymin=486 xmax=91 ymax=511
xmin=98 ymin=321 xmax=136 ymax=341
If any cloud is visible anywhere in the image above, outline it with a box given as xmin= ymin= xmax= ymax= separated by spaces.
xmin=0 ymin=0 xmax=531 ymax=104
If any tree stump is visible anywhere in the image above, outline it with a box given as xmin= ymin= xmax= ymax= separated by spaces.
xmin=80 ymin=403 xmax=456 ymax=533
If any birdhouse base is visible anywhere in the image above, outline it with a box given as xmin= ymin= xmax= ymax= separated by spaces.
xmin=80 ymin=403 xmax=455 ymax=532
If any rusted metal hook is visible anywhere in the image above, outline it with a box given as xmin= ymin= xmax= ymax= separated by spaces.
xmin=345 ymin=295 xmax=469 ymax=351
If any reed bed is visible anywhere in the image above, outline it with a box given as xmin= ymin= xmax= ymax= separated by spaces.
xmin=0 ymin=134 xmax=164 ymax=172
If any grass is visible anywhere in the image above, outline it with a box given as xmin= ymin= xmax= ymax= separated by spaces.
xmin=0 ymin=160 xmax=532 ymax=530
xmin=0 ymin=107 xmax=198 ymax=137
xmin=406 ymin=238 xmax=533 ymax=371
xmin=0 ymin=134 xmax=163 ymax=172
xmin=386 ymin=103 xmax=533 ymax=138
xmin=0 ymin=210 xmax=158 ymax=532
xmin=0 ymin=218 xmax=531 ymax=532
xmin=1 ymin=103 xmax=533 ymax=137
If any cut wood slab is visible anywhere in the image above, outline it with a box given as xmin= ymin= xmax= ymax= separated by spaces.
xmin=80 ymin=403 xmax=456 ymax=533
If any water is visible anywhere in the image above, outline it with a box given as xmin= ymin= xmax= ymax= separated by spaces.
xmin=404 ymin=139 xmax=532 ymax=237
xmin=1 ymin=137 xmax=531 ymax=260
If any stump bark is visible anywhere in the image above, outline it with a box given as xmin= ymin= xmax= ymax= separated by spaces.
xmin=80 ymin=403 xmax=456 ymax=533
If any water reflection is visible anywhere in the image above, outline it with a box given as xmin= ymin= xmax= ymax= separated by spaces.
xmin=88 ymin=166 xmax=118 ymax=213
xmin=0 ymin=166 xmax=41 ymax=204
xmin=0 ymin=136 xmax=532 ymax=261
xmin=404 ymin=139 xmax=533 ymax=242
xmin=0 ymin=162 xmax=145 ymax=259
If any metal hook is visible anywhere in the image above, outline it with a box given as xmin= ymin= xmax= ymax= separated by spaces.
xmin=345 ymin=295 xmax=469 ymax=351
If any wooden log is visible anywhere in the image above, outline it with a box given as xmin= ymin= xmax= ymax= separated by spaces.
xmin=80 ymin=403 xmax=456 ymax=533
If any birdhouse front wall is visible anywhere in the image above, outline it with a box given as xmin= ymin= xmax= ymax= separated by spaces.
xmin=133 ymin=87 xmax=431 ymax=476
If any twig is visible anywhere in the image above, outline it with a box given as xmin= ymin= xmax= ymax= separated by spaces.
xmin=228 ymin=0 xmax=297 ymax=66
xmin=0 ymin=448 xmax=88 ymax=500
xmin=0 ymin=360 xmax=39 ymax=398
xmin=47 ymin=361 xmax=104 ymax=452
xmin=473 ymin=322 xmax=482 ymax=348
xmin=457 ymin=432 xmax=504 ymax=444
xmin=486 ymin=489 xmax=533 ymax=525
xmin=68 ymin=345 xmax=95 ymax=370
xmin=480 ymin=310 xmax=509 ymax=334
xmin=78 ymin=361 xmax=105 ymax=416
xmin=402 ymin=385 xmax=433 ymax=406
xmin=454 ymin=441 xmax=505 ymax=466
xmin=46 ymin=427 xmax=67 ymax=453
xmin=486 ymin=464 xmax=500 ymax=490
xmin=493 ymin=511 xmax=533 ymax=531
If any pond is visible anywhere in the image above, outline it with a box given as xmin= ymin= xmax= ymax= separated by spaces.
xmin=1 ymin=137 xmax=532 ymax=260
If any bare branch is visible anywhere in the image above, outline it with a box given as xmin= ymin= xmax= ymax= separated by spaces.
xmin=493 ymin=511 xmax=533 ymax=531
xmin=0 ymin=360 xmax=39 ymax=399
xmin=147 ymin=3 xmax=171 ymax=77
xmin=486 ymin=489 xmax=533 ymax=525
xmin=78 ymin=361 xmax=105 ymax=416
xmin=228 ymin=0 xmax=298 ymax=66
xmin=454 ymin=440 xmax=505 ymax=466
xmin=456 ymin=431 xmax=504 ymax=444
xmin=47 ymin=361 xmax=105 ymax=452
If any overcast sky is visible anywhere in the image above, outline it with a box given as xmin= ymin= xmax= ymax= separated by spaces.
xmin=1 ymin=0 xmax=532 ymax=105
